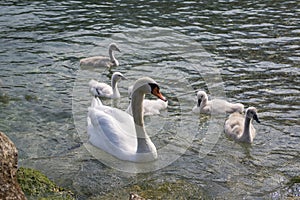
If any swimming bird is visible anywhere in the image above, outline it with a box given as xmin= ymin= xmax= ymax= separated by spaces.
xmin=87 ymin=77 xmax=167 ymax=162
xmin=126 ymin=85 xmax=168 ymax=116
xmin=80 ymin=43 xmax=121 ymax=70
xmin=89 ymin=72 xmax=126 ymax=99
xmin=192 ymin=91 xmax=244 ymax=114
xmin=224 ymin=107 xmax=260 ymax=143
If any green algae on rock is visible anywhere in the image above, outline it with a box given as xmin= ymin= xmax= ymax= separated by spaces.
xmin=17 ymin=167 xmax=75 ymax=200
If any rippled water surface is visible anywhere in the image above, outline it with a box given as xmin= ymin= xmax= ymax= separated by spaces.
xmin=0 ymin=0 xmax=299 ymax=199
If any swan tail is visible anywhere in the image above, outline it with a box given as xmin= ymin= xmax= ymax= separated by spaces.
xmin=234 ymin=103 xmax=244 ymax=113
xmin=90 ymin=97 xmax=103 ymax=107
xmin=225 ymin=102 xmax=245 ymax=114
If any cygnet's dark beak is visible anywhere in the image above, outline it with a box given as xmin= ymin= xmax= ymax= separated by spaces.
xmin=253 ymin=113 xmax=260 ymax=123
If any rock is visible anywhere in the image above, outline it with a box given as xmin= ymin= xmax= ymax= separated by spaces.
xmin=0 ymin=131 xmax=26 ymax=200
xmin=129 ymin=192 xmax=146 ymax=200
xmin=17 ymin=167 xmax=75 ymax=199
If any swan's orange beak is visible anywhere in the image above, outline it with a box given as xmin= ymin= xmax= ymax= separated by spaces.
xmin=152 ymin=87 xmax=167 ymax=102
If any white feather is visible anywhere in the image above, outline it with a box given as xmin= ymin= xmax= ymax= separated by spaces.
xmin=192 ymin=91 xmax=244 ymax=114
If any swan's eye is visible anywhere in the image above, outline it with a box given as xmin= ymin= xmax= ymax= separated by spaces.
xmin=149 ymin=83 xmax=159 ymax=91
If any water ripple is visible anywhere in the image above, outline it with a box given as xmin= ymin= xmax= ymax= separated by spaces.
xmin=0 ymin=0 xmax=299 ymax=199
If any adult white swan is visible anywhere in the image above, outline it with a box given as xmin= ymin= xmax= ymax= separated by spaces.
xmin=87 ymin=77 xmax=167 ymax=162
xmin=89 ymin=72 xmax=125 ymax=99
xmin=192 ymin=91 xmax=244 ymax=114
xmin=224 ymin=107 xmax=260 ymax=143
xmin=126 ymin=85 xmax=168 ymax=116
xmin=80 ymin=43 xmax=121 ymax=70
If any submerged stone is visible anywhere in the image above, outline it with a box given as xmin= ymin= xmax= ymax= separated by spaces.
xmin=90 ymin=179 xmax=209 ymax=199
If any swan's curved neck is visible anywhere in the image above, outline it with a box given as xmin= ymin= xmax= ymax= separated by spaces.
xmin=109 ymin=49 xmax=116 ymax=62
xmin=111 ymin=78 xmax=120 ymax=97
xmin=131 ymin=90 xmax=152 ymax=153
xmin=241 ymin=116 xmax=252 ymax=142
xmin=131 ymin=91 xmax=145 ymax=127
xmin=200 ymin=96 xmax=208 ymax=108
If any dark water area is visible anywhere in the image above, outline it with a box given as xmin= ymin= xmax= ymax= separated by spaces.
xmin=0 ymin=0 xmax=299 ymax=199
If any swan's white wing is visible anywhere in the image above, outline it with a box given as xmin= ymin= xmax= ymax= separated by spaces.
xmin=211 ymin=99 xmax=243 ymax=114
xmin=224 ymin=112 xmax=244 ymax=139
xmin=90 ymin=97 xmax=135 ymax=134
xmin=88 ymin=106 xmax=137 ymax=154
xmin=146 ymin=99 xmax=168 ymax=110
xmin=229 ymin=103 xmax=244 ymax=113
xmin=143 ymin=99 xmax=168 ymax=116
xmin=80 ymin=56 xmax=111 ymax=68
xmin=100 ymin=106 xmax=136 ymax=134
xmin=126 ymin=99 xmax=168 ymax=116
xmin=210 ymin=99 xmax=228 ymax=113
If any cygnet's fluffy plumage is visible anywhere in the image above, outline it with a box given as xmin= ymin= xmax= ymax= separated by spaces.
xmin=224 ymin=107 xmax=261 ymax=143
xmin=126 ymin=85 xmax=168 ymax=116
xmin=192 ymin=91 xmax=244 ymax=114
xmin=89 ymin=72 xmax=125 ymax=99
xmin=126 ymin=99 xmax=168 ymax=116
xmin=80 ymin=43 xmax=121 ymax=69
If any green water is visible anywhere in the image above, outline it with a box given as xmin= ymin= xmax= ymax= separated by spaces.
xmin=0 ymin=0 xmax=299 ymax=199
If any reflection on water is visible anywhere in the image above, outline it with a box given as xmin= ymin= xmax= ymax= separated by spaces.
xmin=0 ymin=0 xmax=299 ymax=199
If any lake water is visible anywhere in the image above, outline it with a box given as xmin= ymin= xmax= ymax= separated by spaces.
xmin=0 ymin=0 xmax=299 ymax=199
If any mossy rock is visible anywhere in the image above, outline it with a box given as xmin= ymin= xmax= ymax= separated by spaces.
xmin=17 ymin=167 xmax=75 ymax=200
